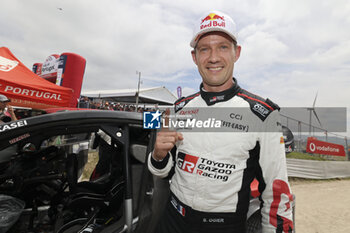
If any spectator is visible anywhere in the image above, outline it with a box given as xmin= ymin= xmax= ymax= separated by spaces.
xmin=78 ymin=96 xmax=90 ymax=108
xmin=0 ymin=94 xmax=17 ymax=123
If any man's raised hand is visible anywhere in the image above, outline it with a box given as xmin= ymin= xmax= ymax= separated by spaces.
xmin=152 ymin=108 xmax=183 ymax=161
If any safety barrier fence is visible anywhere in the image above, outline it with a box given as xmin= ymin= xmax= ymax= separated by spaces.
xmin=286 ymin=158 xmax=350 ymax=179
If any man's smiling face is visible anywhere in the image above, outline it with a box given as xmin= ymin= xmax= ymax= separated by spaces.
xmin=192 ymin=31 xmax=241 ymax=92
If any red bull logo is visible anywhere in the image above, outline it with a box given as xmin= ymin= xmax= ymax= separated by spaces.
xmin=200 ymin=13 xmax=225 ymax=30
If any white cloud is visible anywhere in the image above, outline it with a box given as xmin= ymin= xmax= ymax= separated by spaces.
xmin=1 ymin=0 xmax=349 ymax=135
xmin=239 ymin=30 xmax=289 ymax=69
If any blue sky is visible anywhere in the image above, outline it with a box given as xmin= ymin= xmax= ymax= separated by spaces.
xmin=1 ymin=0 xmax=349 ymax=136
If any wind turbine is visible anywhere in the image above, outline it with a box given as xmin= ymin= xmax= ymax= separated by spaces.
xmin=307 ymin=92 xmax=322 ymax=136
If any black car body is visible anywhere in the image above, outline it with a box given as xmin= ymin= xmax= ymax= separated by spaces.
xmin=0 ymin=110 xmax=165 ymax=233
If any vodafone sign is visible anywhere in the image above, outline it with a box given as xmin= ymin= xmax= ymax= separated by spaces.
xmin=306 ymin=137 xmax=345 ymax=157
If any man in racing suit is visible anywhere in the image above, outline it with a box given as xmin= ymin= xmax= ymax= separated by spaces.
xmin=148 ymin=10 xmax=293 ymax=233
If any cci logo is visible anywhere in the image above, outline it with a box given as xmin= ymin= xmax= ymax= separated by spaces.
xmin=143 ymin=110 xmax=162 ymax=129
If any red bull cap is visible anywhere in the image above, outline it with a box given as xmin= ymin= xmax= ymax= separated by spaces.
xmin=190 ymin=11 xmax=237 ymax=48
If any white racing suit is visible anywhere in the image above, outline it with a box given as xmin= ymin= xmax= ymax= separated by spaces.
xmin=148 ymin=78 xmax=293 ymax=233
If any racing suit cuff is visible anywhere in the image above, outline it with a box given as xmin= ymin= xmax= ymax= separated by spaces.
xmin=151 ymin=152 xmax=170 ymax=169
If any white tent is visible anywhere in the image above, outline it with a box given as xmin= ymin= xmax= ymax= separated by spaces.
xmin=81 ymin=86 xmax=177 ymax=105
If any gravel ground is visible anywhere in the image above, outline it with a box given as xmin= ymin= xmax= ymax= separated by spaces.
xmin=289 ymin=178 xmax=350 ymax=233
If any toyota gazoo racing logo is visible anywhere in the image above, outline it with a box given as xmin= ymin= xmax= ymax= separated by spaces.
xmin=200 ymin=13 xmax=225 ymax=30
xmin=177 ymin=152 xmax=236 ymax=182
xmin=209 ymin=95 xmax=224 ymax=103
xmin=177 ymin=153 xmax=199 ymax=173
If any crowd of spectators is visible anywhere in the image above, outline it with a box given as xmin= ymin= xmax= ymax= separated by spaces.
xmin=78 ymin=96 xmax=156 ymax=113
xmin=4 ymin=96 xmax=158 ymax=122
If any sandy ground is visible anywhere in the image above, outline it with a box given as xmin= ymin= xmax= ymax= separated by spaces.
xmin=289 ymin=179 xmax=350 ymax=233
